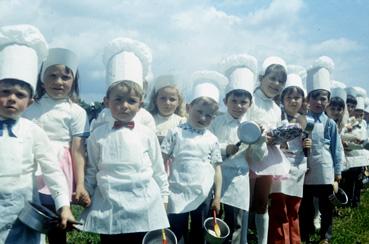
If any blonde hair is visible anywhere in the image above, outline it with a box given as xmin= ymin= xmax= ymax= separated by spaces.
xmin=106 ymin=80 xmax=143 ymax=100
xmin=190 ymin=96 xmax=219 ymax=112
xmin=147 ymin=85 xmax=186 ymax=117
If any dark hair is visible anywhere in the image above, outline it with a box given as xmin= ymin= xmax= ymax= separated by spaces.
xmin=280 ymin=86 xmax=305 ymax=103
xmin=307 ymin=89 xmax=331 ymax=100
xmin=106 ymin=80 xmax=144 ymax=100
xmin=346 ymin=95 xmax=357 ymax=106
xmin=34 ymin=65 xmax=80 ymax=102
xmin=225 ymin=89 xmax=252 ymax=103
xmin=329 ymin=97 xmax=345 ymax=109
xmin=0 ymin=79 xmax=33 ymax=97
xmin=260 ymin=64 xmax=287 ymax=84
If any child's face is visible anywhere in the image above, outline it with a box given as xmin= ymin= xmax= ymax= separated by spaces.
xmin=187 ymin=101 xmax=217 ymax=129
xmin=155 ymin=86 xmax=179 ymax=117
xmin=354 ymin=109 xmax=364 ymax=121
xmin=0 ymin=81 xmax=32 ymax=119
xmin=326 ymin=105 xmax=344 ymax=121
xmin=42 ymin=64 xmax=74 ymax=100
xmin=308 ymin=93 xmax=329 ymax=113
xmin=347 ymin=102 xmax=356 ymax=117
xmin=283 ymin=90 xmax=303 ymax=116
xmin=107 ymin=85 xmax=142 ymax=122
xmin=260 ymin=73 xmax=286 ymax=98
xmin=224 ymin=94 xmax=251 ymax=119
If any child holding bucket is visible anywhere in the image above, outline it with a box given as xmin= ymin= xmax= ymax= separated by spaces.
xmin=161 ymin=70 xmax=225 ymax=244
xmin=0 ymin=24 xmax=75 ymax=244
xmin=210 ymin=54 xmax=267 ymax=244
xmin=299 ymin=56 xmax=344 ymax=244
xmin=78 ymin=38 xmax=169 ymax=243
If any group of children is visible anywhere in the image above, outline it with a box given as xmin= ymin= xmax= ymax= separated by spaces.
xmin=1 ymin=24 xmax=368 ymax=244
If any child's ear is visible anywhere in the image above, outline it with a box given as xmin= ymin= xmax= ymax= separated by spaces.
xmin=27 ymin=98 xmax=34 ymax=107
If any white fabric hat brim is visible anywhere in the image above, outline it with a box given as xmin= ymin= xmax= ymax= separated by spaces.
xmin=284 ymin=74 xmax=305 ymax=96
xmin=356 ymin=97 xmax=365 ymax=110
xmin=0 ymin=45 xmax=38 ymax=91
xmin=331 ymin=87 xmax=347 ymax=102
xmin=306 ymin=67 xmax=331 ymax=94
xmin=219 ymin=54 xmax=257 ymax=77
xmin=225 ymin=68 xmax=255 ymax=95
xmin=352 ymin=86 xmax=367 ymax=98
xmin=41 ymin=48 xmax=79 ymax=81
xmin=331 ymin=80 xmax=346 ymax=89
xmin=190 ymin=70 xmax=228 ymax=103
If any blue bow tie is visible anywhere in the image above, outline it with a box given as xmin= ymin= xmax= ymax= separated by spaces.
xmin=0 ymin=119 xmax=17 ymax=137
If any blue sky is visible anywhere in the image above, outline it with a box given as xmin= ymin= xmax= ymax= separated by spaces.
xmin=1 ymin=0 xmax=368 ymax=103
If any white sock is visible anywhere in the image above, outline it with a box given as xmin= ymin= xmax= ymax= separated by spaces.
xmin=255 ymin=213 xmax=268 ymax=244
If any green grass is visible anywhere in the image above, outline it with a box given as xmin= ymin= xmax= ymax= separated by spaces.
xmin=66 ymin=189 xmax=369 ymax=243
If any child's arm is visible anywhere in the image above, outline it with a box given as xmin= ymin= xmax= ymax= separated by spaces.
xmin=85 ymin=133 xmax=99 ymax=197
xmin=34 ymin=125 xmax=75 ymax=228
xmin=71 ymin=136 xmax=91 ymax=207
xmin=212 ymin=164 xmax=222 ymax=213
xmin=246 ymin=134 xmax=268 ymax=162
xmin=328 ymin=120 xmax=344 ymax=181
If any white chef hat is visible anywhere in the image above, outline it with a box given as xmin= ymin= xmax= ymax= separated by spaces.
xmin=331 ymin=80 xmax=347 ymax=101
xmin=285 ymin=64 xmax=307 ymax=95
xmin=219 ymin=54 xmax=257 ymax=95
xmin=41 ymin=48 xmax=79 ymax=80
xmin=260 ymin=56 xmax=287 ymax=76
xmin=352 ymin=86 xmax=367 ymax=98
xmin=345 ymin=87 xmax=357 ymax=98
xmin=0 ymin=24 xmax=48 ymax=92
xmin=189 ymin=70 xmax=228 ymax=103
xmin=153 ymin=74 xmax=179 ymax=92
xmin=103 ymin=37 xmax=152 ymax=89
xmin=306 ymin=56 xmax=334 ymax=94
xmin=356 ymin=97 xmax=365 ymax=111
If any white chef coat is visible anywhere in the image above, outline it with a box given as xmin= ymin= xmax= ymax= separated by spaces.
xmin=79 ymin=119 xmax=169 ymax=234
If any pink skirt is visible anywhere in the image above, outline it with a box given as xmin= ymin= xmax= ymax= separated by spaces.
xmin=248 ymin=145 xmax=290 ymax=176
xmin=37 ymin=147 xmax=74 ymax=201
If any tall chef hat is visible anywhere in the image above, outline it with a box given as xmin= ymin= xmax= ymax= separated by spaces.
xmin=153 ymin=74 xmax=179 ymax=92
xmin=189 ymin=70 xmax=228 ymax=103
xmin=41 ymin=48 xmax=79 ymax=81
xmin=0 ymin=24 xmax=48 ymax=92
xmin=306 ymin=56 xmax=334 ymax=94
xmin=331 ymin=80 xmax=347 ymax=102
xmin=352 ymin=86 xmax=367 ymax=110
xmin=260 ymin=56 xmax=287 ymax=76
xmin=285 ymin=65 xmax=307 ymax=95
xmin=219 ymin=54 xmax=257 ymax=95
xmin=103 ymin=37 xmax=152 ymax=89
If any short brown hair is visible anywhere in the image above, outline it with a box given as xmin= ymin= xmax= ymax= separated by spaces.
xmin=106 ymin=80 xmax=143 ymax=100
xmin=190 ymin=96 xmax=219 ymax=111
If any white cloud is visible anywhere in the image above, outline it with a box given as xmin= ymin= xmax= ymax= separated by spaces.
xmin=311 ymin=38 xmax=361 ymax=54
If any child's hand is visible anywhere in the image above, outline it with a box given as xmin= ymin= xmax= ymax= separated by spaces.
xmin=335 ymin=175 xmax=342 ymax=183
xmin=211 ymin=197 xmax=221 ymax=214
xmin=303 ymin=138 xmax=312 ymax=149
xmin=73 ymin=185 xmax=91 ymax=207
xmin=58 ymin=206 xmax=76 ymax=229
xmin=226 ymin=144 xmax=239 ymax=157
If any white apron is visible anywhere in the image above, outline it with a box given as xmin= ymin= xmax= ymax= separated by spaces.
xmin=79 ymin=135 xmax=169 ymax=234
xmin=304 ymin=120 xmax=334 ymax=185
xmin=271 ymin=136 xmax=307 ymax=197
xmin=168 ymin=157 xmax=215 ymax=214
xmin=221 ymin=146 xmax=250 ymax=211
xmin=0 ymin=136 xmax=40 ymax=243
xmin=248 ymin=145 xmax=290 ymax=176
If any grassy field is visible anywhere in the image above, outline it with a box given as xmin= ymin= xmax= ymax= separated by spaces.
xmin=66 ymin=188 xmax=369 ymax=244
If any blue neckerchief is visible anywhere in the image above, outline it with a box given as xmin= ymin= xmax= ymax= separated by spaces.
xmin=180 ymin=122 xmax=205 ymax=135
xmin=0 ymin=119 xmax=16 ymax=137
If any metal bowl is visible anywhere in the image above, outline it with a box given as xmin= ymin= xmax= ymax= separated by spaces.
xmin=328 ymin=188 xmax=348 ymax=206
xmin=203 ymin=217 xmax=230 ymax=244
xmin=18 ymin=201 xmax=59 ymax=233
xmin=142 ymin=228 xmax=177 ymax=244
xmin=237 ymin=121 xmax=261 ymax=144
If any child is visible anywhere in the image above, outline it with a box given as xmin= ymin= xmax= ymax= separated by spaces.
xmin=79 ymin=38 xmax=169 ymax=243
xmin=268 ymin=71 xmax=311 ymax=244
xmin=147 ymin=74 xmax=186 ymax=143
xmin=299 ymin=56 xmax=344 ymax=244
xmin=0 ymin=24 xmax=75 ymax=243
xmin=326 ymin=81 xmax=348 ymax=133
xmin=247 ymin=56 xmax=289 ymax=244
xmin=211 ymin=54 xmax=267 ymax=244
xmin=341 ymin=88 xmax=369 ymax=207
xmin=161 ymin=70 xmax=226 ymax=243
xmin=23 ymin=48 xmax=91 ymax=243
xmin=90 ymin=38 xmax=156 ymax=132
